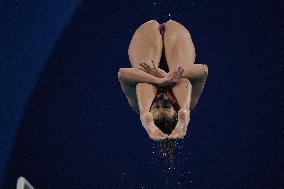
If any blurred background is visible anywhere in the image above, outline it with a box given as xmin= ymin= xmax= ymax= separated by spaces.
xmin=0 ymin=0 xmax=282 ymax=188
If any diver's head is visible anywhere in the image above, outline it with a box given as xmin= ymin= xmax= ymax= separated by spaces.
xmin=150 ymin=93 xmax=178 ymax=134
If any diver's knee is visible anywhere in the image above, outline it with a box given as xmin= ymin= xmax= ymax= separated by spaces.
xmin=178 ymin=78 xmax=192 ymax=87
xmin=164 ymin=20 xmax=192 ymax=40
xmin=141 ymin=20 xmax=160 ymax=30
xmin=165 ymin=20 xmax=185 ymax=30
xmin=165 ymin=19 xmax=178 ymax=25
xmin=146 ymin=19 xmax=159 ymax=24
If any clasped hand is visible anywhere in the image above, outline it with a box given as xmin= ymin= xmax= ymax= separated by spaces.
xmin=139 ymin=60 xmax=184 ymax=86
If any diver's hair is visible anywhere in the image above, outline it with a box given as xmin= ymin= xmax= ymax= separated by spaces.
xmin=154 ymin=112 xmax=178 ymax=134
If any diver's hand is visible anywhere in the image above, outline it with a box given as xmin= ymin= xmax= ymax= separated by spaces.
xmin=157 ymin=65 xmax=184 ymax=86
xmin=165 ymin=64 xmax=184 ymax=81
xmin=169 ymin=109 xmax=190 ymax=139
xmin=139 ymin=60 xmax=166 ymax=78
xmin=140 ymin=112 xmax=168 ymax=141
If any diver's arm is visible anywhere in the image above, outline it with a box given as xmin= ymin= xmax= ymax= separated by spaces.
xmin=118 ymin=69 xmax=168 ymax=140
xmin=157 ymin=68 xmax=168 ymax=77
xmin=139 ymin=61 xmax=168 ymax=78
xmin=182 ymin=64 xmax=208 ymax=111
xmin=181 ymin=64 xmax=208 ymax=82
xmin=138 ymin=62 xmax=208 ymax=81
xmin=164 ymin=64 xmax=208 ymax=111
xmin=118 ymin=68 xmax=160 ymax=86
xmin=117 ymin=68 xmax=162 ymax=113
xmin=118 ymin=70 xmax=139 ymax=113
xmin=190 ymin=76 xmax=208 ymax=111
xmin=118 ymin=68 xmax=183 ymax=87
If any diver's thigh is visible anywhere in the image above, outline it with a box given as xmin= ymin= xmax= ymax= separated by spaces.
xmin=128 ymin=20 xmax=163 ymax=68
xmin=136 ymin=83 xmax=157 ymax=114
xmin=164 ymin=20 xmax=196 ymax=71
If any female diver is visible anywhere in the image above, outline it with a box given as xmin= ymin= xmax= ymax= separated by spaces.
xmin=118 ymin=20 xmax=208 ymax=141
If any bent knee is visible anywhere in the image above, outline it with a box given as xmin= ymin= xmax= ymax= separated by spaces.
xmin=165 ymin=20 xmax=182 ymax=28
xmin=146 ymin=19 xmax=159 ymax=25
xmin=139 ymin=20 xmax=160 ymax=31
xmin=164 ymin=21 xmax=193 ymax=47
xmin=176 ymin=78 xmax=192 ymax=88
xmin=165 ymin=20 xmax=190 ymax=34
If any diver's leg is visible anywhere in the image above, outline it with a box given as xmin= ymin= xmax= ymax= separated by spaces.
xmin=164 ymin=20 xmax=208 ymax=112
xmin=128 ymin=20 xmax=166 ymax=140
xmin=163 ymin=20 xmax=208 ymax=81
xmin=190 ymin=76 xmax=207 ymax=111
xmin=136 ymin=83 xmax=157 ymax=114
xmin=128 ymin=20 xmax=163 ymax=68
xmin=169 ymin=78 xmax=191 ymax=139
xmin=163 ymin=21 xmax=195 ymax=138
xmin=163 ymin=20 xmax=196 ymax=72
xmin=164 ymin=20 xmax=194 ymax=112
xmin=128 ymin=20 xmax=162 ymax=114
xmin=136 ymin=83 xmax=163 ymax=139
xmin=172 ymin=78 xmax=192 ymax=110
xmin=137 ymin=82 xmax=167 ymax=140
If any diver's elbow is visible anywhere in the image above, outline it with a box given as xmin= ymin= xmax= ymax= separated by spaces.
xmin=118 ymin=68 xmax=125 ymax=79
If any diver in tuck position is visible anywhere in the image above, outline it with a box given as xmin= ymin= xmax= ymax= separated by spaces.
xmin=118 ymin=20 xmax=208 ymax=140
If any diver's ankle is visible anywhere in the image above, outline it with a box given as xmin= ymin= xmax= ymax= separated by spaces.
xmin=140 ymin=112 xmax=153 ymax=128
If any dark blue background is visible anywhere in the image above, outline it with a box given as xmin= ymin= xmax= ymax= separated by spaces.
xmin=1 ymin=0 xmax=283 ymax=188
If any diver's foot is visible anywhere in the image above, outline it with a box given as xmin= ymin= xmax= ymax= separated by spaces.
xmin=169 ymin=109 xmax=190 ymax=139
xmin=140 ymin=112 xmax=168 ymax=141
xmin=148 ymin=124 xmax=168 ymax=141
xmin=169 ymin=129 xmax=185 ymax=139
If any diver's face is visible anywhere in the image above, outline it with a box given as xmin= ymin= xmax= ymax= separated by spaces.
xmin=150 ymin=93 xmax=176 ymax=120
